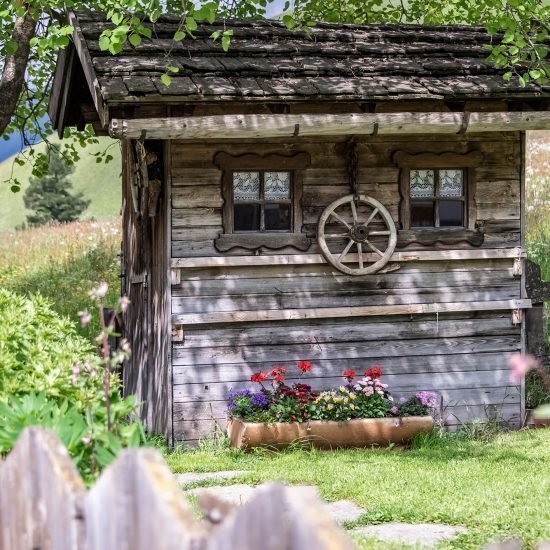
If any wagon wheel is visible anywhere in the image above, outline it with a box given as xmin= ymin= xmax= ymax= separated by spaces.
xmin=318 ymin=194 xmax=397 ymax=276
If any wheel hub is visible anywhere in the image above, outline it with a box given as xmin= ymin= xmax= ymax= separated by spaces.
xmin=350 ymin=223 xmax=369 ymax=242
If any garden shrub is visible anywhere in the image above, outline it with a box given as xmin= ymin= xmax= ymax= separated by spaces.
xmin=0 ymin=288 xmax=98 ymax=404
xmin=0 ymin=288 xmax=145 ymax=481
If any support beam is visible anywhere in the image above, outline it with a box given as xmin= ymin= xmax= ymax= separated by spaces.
xmin=110 ymin=111 xmax=550 ymax=140
xmin=171 ymin=299 xmax=532 ymax=325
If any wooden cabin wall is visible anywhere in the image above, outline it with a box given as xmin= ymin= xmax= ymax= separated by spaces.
xmin=121 ymin=140 xmax=171 ymax=439
xmin=169 ymin=133 xmax=523 ymax=442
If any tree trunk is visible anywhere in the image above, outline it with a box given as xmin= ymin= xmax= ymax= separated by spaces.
xmin=0 ymin=12 xmax=36 ymax=136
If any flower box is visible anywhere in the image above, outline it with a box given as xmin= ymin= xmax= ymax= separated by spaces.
xmin=227 ymin=416 xmax=434 ymax=451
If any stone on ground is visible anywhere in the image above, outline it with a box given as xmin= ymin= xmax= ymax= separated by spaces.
xmin=186 ymin=484 xmax=365 ymax=524
xmin=353 ymin=522 xmax=467 ymax=548
xmin=175 ymin=471 xmax=249 ymax=486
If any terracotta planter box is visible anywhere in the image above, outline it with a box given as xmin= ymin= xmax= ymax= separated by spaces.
xmin=227 ymin=416 xmax=434 ymax=451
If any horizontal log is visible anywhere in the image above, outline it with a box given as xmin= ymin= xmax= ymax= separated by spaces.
xmin=173 ymin=380 xmax=521 ymax=405
xmin=171 ymin=299 xmax=530 ymax=325
xmin=174 ymin=316 xmax=518 ymax=348
xmin=172 ymin=333 xmax=521 ymax=366
xmin=171 ymin=350 xmax=515 ymax=385
xmin=172 ymin=269 xmax=516 ymax=297
xmin=110 ymin=111 xmax=550 ymax=140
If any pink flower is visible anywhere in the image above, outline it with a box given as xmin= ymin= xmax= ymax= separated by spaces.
xmin=390 ymin=406 xmax=399 ymax=415
xmin=508 ymin=354 xmax=540 ymax=384
xmin=89 ymin=282 xmax=108 ymax=300
xmin=399 ymin=397 xmax=407 ymax=404
xmin=119 ymin=296 xmax=130 ymax=312
xmin=78 ymin=310 xmax=91 ymax=327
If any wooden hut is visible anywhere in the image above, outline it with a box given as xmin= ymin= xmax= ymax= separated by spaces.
xmin=49 ymin=12 xmax=550 ymax=443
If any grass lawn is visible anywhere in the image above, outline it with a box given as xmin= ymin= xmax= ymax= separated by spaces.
xmin=166 ymin=429 xmax=550 ymax=549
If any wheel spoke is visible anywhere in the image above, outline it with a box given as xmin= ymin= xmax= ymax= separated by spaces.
xmin=325 ymin=232 xmax=350 ymax=238
xmin=364 ymin=208 xmax=379 ymax=227
xmin=350 ymin=199 xmax=358 ymax=222
xmin=357 ymin=242 xmax=363 ymax=270
xmin=366 ymin=239 xmax=384 ymax=257
xmin=369 ymin=230 xmax=391 ymax=236
xmin=339 ymin=239 xmax=354 ymax=262
xmin=330 ymin=211 xmax=351 ymax=229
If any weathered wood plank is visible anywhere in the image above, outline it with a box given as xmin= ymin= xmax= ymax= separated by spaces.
xmin=175 ymin=316 xmax=519 ymax=349
xmin=172 ymin=185 xmax=223 ymax=208
xmin=110 ymin=111 xmax=550 ymax=140
xmin=0 ymin=428 xmax=86 ymax=550
xmin=172 ymin=269 xmax=517 ymax=297
xmin=85 ymin=449 xmax=206 ymax=550
xmin=173 ymin=369 xmax=514 ymax=402
xmin=171 ymin=299 xmax=530 ymax=325
xmin=175 ymin=259 xmax=515 ymax=282
xmin=172 ymin=334 xmax=521 ymax=365
xmin=172 ymin=351 xmax=514 ymax=385
xmin=171 ymin=248 xmax=526 ymax=269
xmin=172 ymin=287 xmax=522 ymax=315
xmin=172 ymin=207 xmax=222 ymax=227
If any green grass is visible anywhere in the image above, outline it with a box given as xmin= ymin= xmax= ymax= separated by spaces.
xmin=0 ymin=220 xmax=121 ymax=339
xmin=0 ymin=137 xmax=121 ymax=231
xmin=165 ymin=429 xmax=550 ymax=549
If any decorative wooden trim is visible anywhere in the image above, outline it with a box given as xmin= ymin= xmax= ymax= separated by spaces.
xmin=394 ymin=151 xmax=482 ymax=231
xmin=215 ymin=233 xmax=312 ymax=252
xmin=214 ymin=151 xmax=311 ymax=238
xmin=393 ymin=151 xmax=484 ymax=168
xmin=171 ymin=247 xmax=526 ymax=269
xmin=172 ymin=299 xmax=532 ymax=326
xmin=397 ymin=229 xmax=483 ymax=247
xmin=109 ymin=111 xmax=550 ymax=140
xmin=213 ymin=152 xmax=311 ymax=171
xmin=68 ymin=11 xmax=107 ymax=127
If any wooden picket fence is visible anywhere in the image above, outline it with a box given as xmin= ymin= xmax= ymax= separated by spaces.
xmin=0 ymin=428 xmax=354 ymax=550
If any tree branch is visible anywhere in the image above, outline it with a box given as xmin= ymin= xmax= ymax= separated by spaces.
xmin=0 ymin=11 xmax=36 ymax=136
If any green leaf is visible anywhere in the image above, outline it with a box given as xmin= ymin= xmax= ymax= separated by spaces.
xmin=518 ymin=75 xmax=526 ymax=87
xmin=503 ymin=71 xmax=513 ymax=81
xmin=529 ymin=69 xmax=542 ymax=80
xmin=128 ymin=33 xmax=142 ymax=47
xmin=167 ymin=65 xmax=180 ymax=74
xmin=282 ymin=14 xmax=296 ymax=29
xmin=185 ymin=16 xmax=198 ymax=31
xmin=173 ymin=30 xmax=185 ymax=41
xmin=161 ymin=73 xmax=172 ymax=87
xmin=222 ymin=35 xmax=231 ymax=52
xmin=5 ymin=41 xmax=18 ymax=55
xmin=137 ymin=26 xmax=152 ymax=39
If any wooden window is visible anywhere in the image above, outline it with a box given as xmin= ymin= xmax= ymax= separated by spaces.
xmin=214 ymin=152 xmax=311 ymax=251
xmin=409 ymin=168 xmax=466 ymax=228
xmin=232 ymin=170 xmax=292 ymax=232
xmin=394 ymin=151 xmax=483 ymax=232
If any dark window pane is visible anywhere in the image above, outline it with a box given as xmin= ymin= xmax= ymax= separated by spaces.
xmin=265 ymin=203 xmax=291 ymax=231
xmin=439 ymin=200 xmax=464 ymax=227
xmin=411 ymin=201 xmax=434 ymax=227
xmin=234 ymin=203 xmax=260 ymax=231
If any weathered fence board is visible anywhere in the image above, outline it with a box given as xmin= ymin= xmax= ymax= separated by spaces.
xmin=0 ymin=428 xmax=352 ymax=550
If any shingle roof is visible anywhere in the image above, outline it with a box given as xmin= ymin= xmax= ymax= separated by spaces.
xmin=69 ymin=11 xmax=550 ymax=106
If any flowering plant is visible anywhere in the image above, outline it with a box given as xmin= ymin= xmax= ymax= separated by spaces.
xmin=226 ymin=363 xmax=437 ymax=423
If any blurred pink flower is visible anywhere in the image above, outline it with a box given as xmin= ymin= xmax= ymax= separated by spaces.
xmin=119 ymin=295 xmax=130 ymax=312
xmin=89 ymin=282 xmax=108 ymax=300
xmin=78 ymin=310 xmax=91 ymax=327
xmin=508 ymin=354 xmax=540 ymax=384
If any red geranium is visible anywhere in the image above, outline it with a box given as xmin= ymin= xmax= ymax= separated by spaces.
xmin=343 ymin=369 xmax=356 ymax=379
xmin=365 ymin=365 xmax=383 ymax=379
xmin=250 ymin=372 xmax=268 ymax=383
xmin=297 ymin=360 xmax=312 ymax=373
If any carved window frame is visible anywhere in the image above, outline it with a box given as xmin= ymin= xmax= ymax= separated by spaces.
xmin=393 ymin=151 xmax=483 ymax=231
xmin=213 ymin=151 xmax=311 ymax=252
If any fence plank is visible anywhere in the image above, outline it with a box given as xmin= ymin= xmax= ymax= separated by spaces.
xmin=85 ymin=448 xmax=208 ymax=550
xmin=0 ymin=428 xmax=86 ymax=550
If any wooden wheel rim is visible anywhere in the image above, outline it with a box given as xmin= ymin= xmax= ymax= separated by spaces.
xmin=318 ymin=194 xmax=397 ymax=276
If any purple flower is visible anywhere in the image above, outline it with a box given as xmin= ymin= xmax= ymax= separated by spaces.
xmin=250 ymin=392 xmax=270 ymax=408
xmin=399 ymin=397 xmax=407 ymax=404
xmin=416 ymin=391 xmax=438 ymax=409
xmin=390 ymin=406 xmax=399 ymax=415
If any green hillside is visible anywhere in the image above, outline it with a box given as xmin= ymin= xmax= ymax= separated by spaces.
xmin=0 ymin=137 xmax=121 ymax=231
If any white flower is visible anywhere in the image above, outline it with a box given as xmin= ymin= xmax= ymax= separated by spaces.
xmin=89 ymin=282 xmax=108 ymax=300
